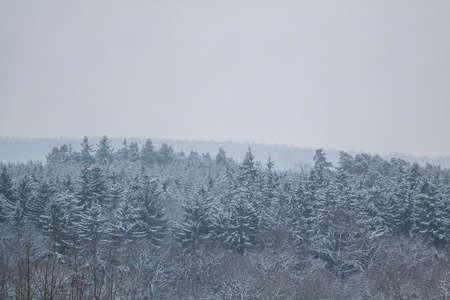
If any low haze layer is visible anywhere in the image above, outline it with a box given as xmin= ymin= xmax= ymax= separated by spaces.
xmin=1 ymin=1 xmax=449 ymax=157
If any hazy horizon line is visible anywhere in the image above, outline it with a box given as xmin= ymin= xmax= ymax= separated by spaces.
xmin=1 ymin=136 xmax=448 ymax=160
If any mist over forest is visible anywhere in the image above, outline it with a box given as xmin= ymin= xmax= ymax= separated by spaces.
xmin=1 ymin=0 xmax=450 ymax=298
xmin=2 ymin=137 xmax=449 ymax=170
xmin=1 ymin=136 xmax=450 ymax=299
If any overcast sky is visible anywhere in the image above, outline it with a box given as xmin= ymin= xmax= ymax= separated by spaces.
xmin=1 ymin=1 xmax=449 ymax=157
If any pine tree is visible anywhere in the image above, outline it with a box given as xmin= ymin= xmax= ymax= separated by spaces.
xmin=313 ymin=149 xmax=333 ymax=186
xmin=116 ymin=139 xmax=130 ymax=161
xmin=108 ymin=181 xmax=124 ymax=213
xmin=89 ymin=166 xmax=109 ymax=208
xmin=11 ymin=174 xmax=35 ymax=225
xmin=78 ymin=201 xmax=106 ymax=243
xmin=177 ymin=187 xmax=214 ymax=250
xmin=59 ymin=144 xmax=73 ymax=163
xmin=238 ymin=148 xmax=259 ymax=185
xmin=362 ymin=176 xmax=395 ymax=237
xmin=80 ymin=136 xmax=95 ymax=166
xmin=62 ymin=174 xmax=75 ymax=194
xmin=225 ymin=195 xmax=259 ymax=254
xmin=95 ymin=135 xmax=114 ymax=165
xmin=0 ymin=165 xmax=14 ymax=203
xmin=27 ymin=180 xmax=55 ymax=226
xmin=332 ymin=158 xmax=364 ymax=221
xmin=156 ymin=143 xmax=174 ymax=166
xmin=133 ymin=175 xmax=169 ymax=249
xmin=309 ymin=164 xmax=369 ymax=278
xmin=46 ymin=146 xmax=62 ymax=167
xmin=408 ymin=162 xmax=422 ymax=190
xmin=110 ymin=191 xmax=144 ymax=245
xmin=128 ymin=141 xmax=140 ymax=162
xmin=46 ymin=144 xmax=72 ymax=167
xmin=39 ymin=191 xmax=72 ymax=253
xmin=141 ymin=139 xmax=156 ymax=166
xmin=285 ymin=175 xmax=313 ymax=247
xmin=75 ymin=166 xmax=109 ymax=213
xmin=338 ymin=151 xmax=355 ymax=174
xmin=391 ymin=163 xmax=416 ymax=235
xmin=215 ymin=148 xmax=227 ymax=165
xmin=211 ymin=164 xmax=236 ymax=241
xmin=412 ymin=176 xmax=450 ymax=245
xmin=76 ymin=166 xmax=93 ymax=210
xmin=260 ymin=157 xmax=280 ymax=228
xmin=0 ymin=194 xmax=8 ymax=223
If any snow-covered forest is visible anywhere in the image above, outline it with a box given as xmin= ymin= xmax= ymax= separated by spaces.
xmin=1 ymin=136 xmax=450 ymax=299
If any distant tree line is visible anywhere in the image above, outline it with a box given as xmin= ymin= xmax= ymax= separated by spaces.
xmin=1 ymin=135 xmax=450 ymax=299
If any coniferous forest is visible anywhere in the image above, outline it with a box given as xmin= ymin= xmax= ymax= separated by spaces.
xmin=1 ymin=136 xmax=450 ymax=299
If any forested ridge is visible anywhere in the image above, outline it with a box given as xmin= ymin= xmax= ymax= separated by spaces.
xmin=1 ymin=136 xmax=450 ymax=299
xmin=2 ymin=137 xmax=450 ymax=170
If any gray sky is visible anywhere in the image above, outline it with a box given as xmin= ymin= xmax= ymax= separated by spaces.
xmin=1 ymin=0 xmax=449 ymax=157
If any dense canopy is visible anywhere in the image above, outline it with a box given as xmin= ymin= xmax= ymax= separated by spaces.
xmin=1 ymin=136 xmax=450 ymax=299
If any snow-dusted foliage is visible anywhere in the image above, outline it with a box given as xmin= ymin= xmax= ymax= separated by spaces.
xmin=1 ymin=136 xmax=450 ymax=299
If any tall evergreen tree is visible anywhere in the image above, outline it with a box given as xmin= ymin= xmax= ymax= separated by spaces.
xmin=0 ymin=194 xmax=7 ymax=223
xmin=313 ymin=149 xmax=333 ymax=186
xmin=116 ymin=139 xmax=130 ymax=161
xmin=80 ymin=136 xmax=95 ymax=166
xmin=110 ymin=191 xmax=145 ymax=245
xmin=238 ymin=148 xmax=259 ymax=185
xmin=215 ymin=148 xmax=228 ymax=165
xmin=133 ymin=175 xmax=169 ymax=249
xmin=76 ymin=166 xmax=93 ymax=210
xmin=260 ymin=157 xmax=280 ymax=228
xmin=177 ymin=187 xmax=214 ymax=250
xmin=27 ymin=180 xmax=55 ymax=226
xmin=11 ymin=174 xmax=35 ymax=225
xmin=284 ymin=175 xmax=313 ymax=247
xmin=78 ymin=201 xmax=106 ymax=243
xmin=95 ymin=135 xmax=114 ymax=165
xmin=0 ymin=165 xmax=14 ymax=203
xmin=128 ymin=141 xmax=140 ymax=162
xmin=46 ymin=146 xmax=62 ymax=167
xmin=362 ymin=176 xmax=396 ymax=237
xmin=89 ymin=166 xmax=109 ymax=208
xmin=156 ymin=142 xmax=174 ymax=166
xmin=141 ymin=139 xmax=156 ymax=166
xmin=39 ymin=191 xmax=72 ymax=253
xmin=412 ymin=176 xmax=450 ymax=245
xmin=225 ymin=195 xmax=260 ymax=254
xmin=108 ymin=181 xmax=124 ymax=213
xmin=46 ymin=144 xmax=72 ymax=167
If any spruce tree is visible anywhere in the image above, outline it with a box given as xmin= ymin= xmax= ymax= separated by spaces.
xmin=110 ymin=192 xmax=144 ymax=245
xmin=134 ymin=175 xmax=168 ymax=249
xmin=80 ymin=136 xmax=95 ymax=166
xmin=156 ymin=143 xmax=174 ymax=166
xmin=76 ymin=166 xmax=93 ymax=210
xmin=0 ymin=165 xmax=14 ymax=204
xmin=27 ymin=180 xmax=55 ymax=226
xmin=39 ymin=191 xmax=72 ymax=253
xmin=141 ymin=139 xmax=156 ymax=166
xmin=89 ymin=166 xmax=109 ymax=208
xmin=128 ymin=141 xmax=140 ymax=162
xmin=12 ymin=174 xmax=35 ymax=225
xmin=116 ymin=139 xmax=130 ymax=161
xmin=177 ymin=187 xmax=214 ymax=249
xmin=95 ymin=135 xmax=114 ymax=165
xmin=0 ymin=195 xmax=7 ymax=223
xmin=225 ymin=195 xmax=259 ymax=254
xmin=412 ymin=176 xmax=450 ymax=245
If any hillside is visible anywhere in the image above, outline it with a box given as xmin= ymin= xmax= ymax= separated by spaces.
xmin=1 ymin=136 xmax=450 ymax=298
xmin=1 ymin=137 xmax=449 ymax=169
